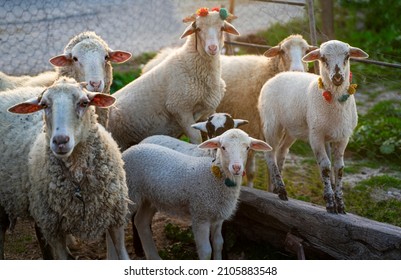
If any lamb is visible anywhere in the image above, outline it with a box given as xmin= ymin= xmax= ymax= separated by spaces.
xmin=140 ymin=112 xmax=248 ymax=157
xmin=107 ymin=7 xmax=240 ymax=150
xmin=1 ymin=77 xmax=130 ymax=259
xmin=49 ymin=31 xmax=132 ymax=127
xmin=141 ymin=35 xmax=316 ymax=188
xmin=123 ymin=129 xmax=272 ymax=259
xmin=258 ymin=40 xmax=369 ymax=214
xmin=0 ymin=71 xmax=58 ymax=91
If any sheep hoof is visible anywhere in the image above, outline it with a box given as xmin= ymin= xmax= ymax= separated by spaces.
xmin=337 ymin=206 xmax=346 ymax=214
xmin=276 ymin=189 xmax=288 ymax=201
xmin=326 ymin=206 xmax=338 ymax=214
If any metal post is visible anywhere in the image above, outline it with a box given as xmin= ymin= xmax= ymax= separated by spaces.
xmin=306 ymin=0 xmax=319 ymax=74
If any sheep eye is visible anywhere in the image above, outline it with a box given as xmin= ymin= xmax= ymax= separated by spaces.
xmin=79 ymin=100 xmax=89 ymax=107
xmin=41 ymin=103 xmax=48 ymax=109
xmin=105 ymin=55 xmax=109 ymax=61
xmin=73 ymin=56 xmax=78 ymax=62
xmin=222 ymin=146 xmax=226 ymax=151
xmin=246 ymin=146 xmax=250 ymax=151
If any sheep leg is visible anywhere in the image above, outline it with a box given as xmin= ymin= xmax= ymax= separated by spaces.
xmin=172 ymin=112 xmax=202 ymax=144
xmin=0 ymin=206 xmax=10 ymax=260
xmin=132 ymin=213 xmax=144 ymax=257
xmin=332 ymin=141 xmax=348 ymax=214
xmin=245 ymin=151 xmax=255 ymax=188
xmin=310 ymin=137 xmax=336 ymax=213
xmin=264 ymin=151 xmax=288 ymax=200
xmin=192 ymin=220 xmax=212 ymax=260
xmin=34 ymin=223 xmax=54 ymax=259
xmin=106 ymin=226 xmax=130 ymax=260
xmin=49 ymin=236 xmax=74 ymax=259
xmin=134 ymin=200 xmax=160 ymax=260
xmin=276 ymin=133 xmax=296 ymax=173
xmin=210 ymin=220 xmax=224 ymax=260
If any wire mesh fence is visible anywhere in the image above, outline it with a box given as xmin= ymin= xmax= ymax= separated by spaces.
xmin=0 ymin=0 xmax=306 ymax=75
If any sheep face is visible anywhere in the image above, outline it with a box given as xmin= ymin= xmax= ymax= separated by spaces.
xmin=181 ymin=11 xmax=239 ymax=56
xmin=49 ymin=34 xmax=131 ymax=92
xmin=199 ymin=129 xmax=271 ymax=177
xmin=264 ymin=35 xmax=317 ymax=72
xmin=302 ymin=40 xmax=368 ymax=87
xmin=8 ymin=78 xmax=115 ymax=158
xmin=191 ymin=113 xmax=248 ymax=138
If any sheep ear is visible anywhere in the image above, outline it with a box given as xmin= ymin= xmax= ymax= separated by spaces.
xmin=264 ymin=46 xmax=281 ymax=58
xmin=109 ymin=50 xmax=132 ymax=63
xmin=302 ymin=48 xmax=321 ymax=62
xmin=233 ymin=119 xmax=248 ymax=128
xmin=8 ymin=97 xmax=42 ymax=114
xmin=307 ymin=45 xmax=319 ymax=52
xmin=223 ymin=22 xmax=240 ymax=36
xmin=349 ymin=47 xmax=369 ymax=59
xmin=49 ymin=54 xmax=72 ymax=66
xmin=249 ymin=138 xmax=272 ymax=152
xmin=182 ymin=14 xmax=197 ymax=23
xmin=180 ymin=23 xmax=197 ymax=39
xmin=87 ymin=93 xmax=116 ymax=108
xmin=191 ymin=121 xmax=208 ymax=133
xmin=198 ymin=137 xmax=221 ymax=149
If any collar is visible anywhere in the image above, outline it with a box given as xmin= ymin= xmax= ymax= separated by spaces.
xmin=317 ymin=74 xmax=357 ymax=103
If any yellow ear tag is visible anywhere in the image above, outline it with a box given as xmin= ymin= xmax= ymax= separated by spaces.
xmin=211 ymin=165 xmax=222 ymax=179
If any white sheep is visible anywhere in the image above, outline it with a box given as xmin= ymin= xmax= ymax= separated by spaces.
xmin=1 ymin=77 xmax=130 ymax=259
xmin=0 ymin=71 xmax=58 ymax=91
xmin=258 ymin=40 xmax=369 ymax=214
xmin=123 ymin=129 xmax=272 ymax=260
xmin=141 ymin=35 xmax=316 ymax=188
xmin=49 ymin=31 xmax=132 ymax=127
xmin=108 ymin=8 xmax=240 ymax=150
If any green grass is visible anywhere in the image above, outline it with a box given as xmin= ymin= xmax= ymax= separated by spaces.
xmin=344 ymin=176 xmax=401 ymax=227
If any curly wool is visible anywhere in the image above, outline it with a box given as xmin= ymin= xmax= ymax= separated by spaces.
xmin=28 ymin=108 xmax=129 ymax=242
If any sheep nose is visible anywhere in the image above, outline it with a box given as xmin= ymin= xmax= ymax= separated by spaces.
xmin=53 ymin=135 xmax=70 ymax=148
xmin=89 ymin=80 xmax=102 ymax=91
xmin=332 ymin=73 xmax=343 ymax=86
xmin=232 ymin=164 xmax=241 ymax=174
xmin=208 ymin=45 xmax=218 ymax=53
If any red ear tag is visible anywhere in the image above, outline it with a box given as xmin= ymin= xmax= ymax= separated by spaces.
xmin=323 ymin=91 xmax=332 ymax=103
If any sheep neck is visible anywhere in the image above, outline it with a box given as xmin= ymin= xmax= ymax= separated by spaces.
xmin=211 ymin=154 xmax=243 ymax=188
xmin=317 ymin=76 xmax=357 ymax=103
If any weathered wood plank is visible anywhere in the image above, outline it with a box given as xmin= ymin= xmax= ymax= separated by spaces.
xmin=226 ymin=187 xmax=401 ymax=259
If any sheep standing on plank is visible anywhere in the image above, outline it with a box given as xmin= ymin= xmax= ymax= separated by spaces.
xmin=49 ymin=31 xmax=132 ymax=127
xmin=258 ymin=40 xmax=369 ymax=213
xmin=141 ymin=35 xmax=316 ymax=188
xmin=123 ymin=129 xmax=272 ymax=260
xmin=108 ymin=7 xmax=240 ymax=150
xmin=2 ymin=77 xmax=130 ymax=259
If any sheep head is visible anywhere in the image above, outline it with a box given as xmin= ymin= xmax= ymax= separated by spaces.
xmin=302 ymin=40 xmax=368 ymax=88
xmin=181 ymin=8 xmax=239 ymax=56
xmin=264 ymin=34 xmax=318 ymax=72
xmin=8 ymin=77 xmax=115 ymax=158
xmin=49 ymin=31 xmax=131 ymax=92
xmin=198 ymin=129 xmax=271 ymax=178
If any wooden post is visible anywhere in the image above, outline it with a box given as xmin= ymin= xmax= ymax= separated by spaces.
xmin=225 ymin=187 xmax=401 ymax=259
xmin=306 ymin=0 xmax=319 ymax=74
xmin=320 ymin=0 xmax=335 ymax=40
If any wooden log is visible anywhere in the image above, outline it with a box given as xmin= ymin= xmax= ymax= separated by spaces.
xmin=225 ymin=187 xmax=401 ymax=259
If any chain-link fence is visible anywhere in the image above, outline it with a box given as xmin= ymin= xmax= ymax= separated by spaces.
xmin=0 ymin=0 xmax=306 ymax=75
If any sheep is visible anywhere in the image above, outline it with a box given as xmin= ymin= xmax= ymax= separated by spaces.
xmin=258 ymin=40 xmax=369 ymax=214
xmin=141 ymin=35 xmax=316 ymax=188
xmin=1 ymin=77 xmax=130 ymax=259
xmin=140 ymin=112 xmax=248 ymax=157
xmin=49 ymin=31 xmax=132 ymax=127
xmin=107 ymin=8 xmax=240 ymax=150
xmin=0 ymin=71 xmax=58 ymax=91
xmin=123 ymin=128 xmax=272 ymax=260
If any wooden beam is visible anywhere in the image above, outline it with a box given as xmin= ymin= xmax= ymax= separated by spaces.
xmin=226 ymin=187 xmax=401 ymax=259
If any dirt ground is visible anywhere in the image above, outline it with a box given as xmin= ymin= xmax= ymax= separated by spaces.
xmin=3 ymin=213 xmax=191 ymax=260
